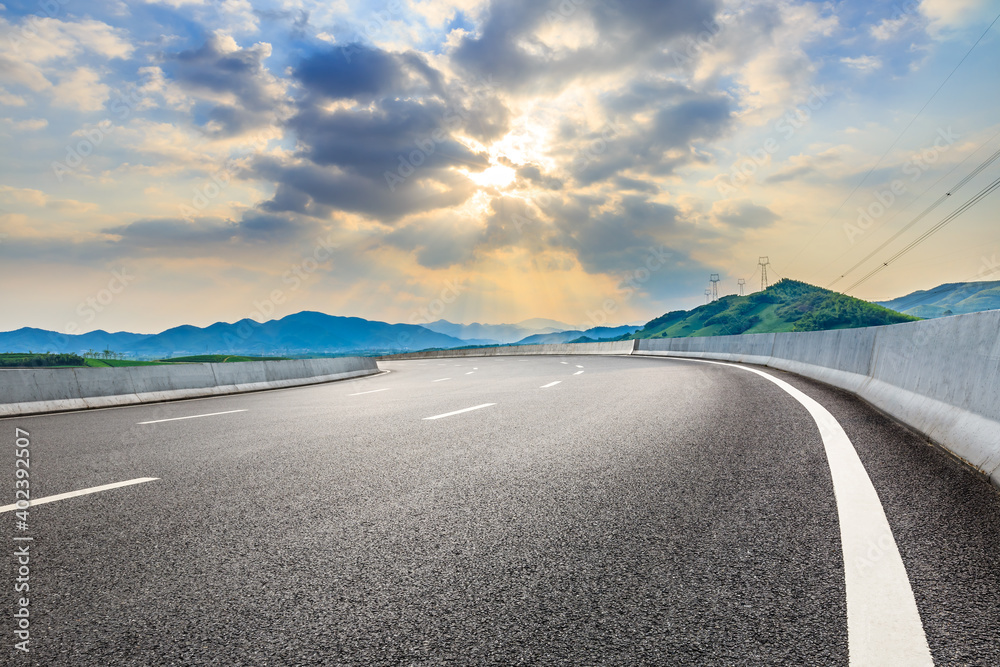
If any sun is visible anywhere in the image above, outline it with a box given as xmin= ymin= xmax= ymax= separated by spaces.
xmin=466 ymin=164 xmax=516 ymax=188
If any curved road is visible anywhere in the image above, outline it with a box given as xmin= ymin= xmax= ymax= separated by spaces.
xmin=4 ymin=355 xmax=999 ymax=665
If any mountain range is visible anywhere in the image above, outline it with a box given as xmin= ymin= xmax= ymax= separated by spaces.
xmin=5 ymin=279 xmax=997 ymax=359
xmin=420 ymin=318 xmax=576 ymax=344
xmin=515 ymin=325 xmax=642 ymax=345
xmin=0 ymin=312 xmax=469 ymax=358
xmin=876 ymin=280 xmax=1000 ymax=318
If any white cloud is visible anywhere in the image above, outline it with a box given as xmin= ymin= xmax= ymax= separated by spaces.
xmin=3 ymin=117 xmax=49 ymax=131
xmin=0 ymin=17 xmax=133 ymax=65
xmin=692 ymin=2 xmax=839 ymax=126
xmin=0 ymin=185 xmax=97 ymax=212
xmin=920 ymin=0 xmax=986 ymax=30
xmin=871 ymin=14 xmax=912 ymax=40
xmin=51 ymin=68 xmax=111 ymax=112
xmin=840 ymin=55 xmax=882 ymax=72
xmin=141 ymin=0 xmax=260 ymax=34
xmin=0 ymin=86 xmax=28 ymax=106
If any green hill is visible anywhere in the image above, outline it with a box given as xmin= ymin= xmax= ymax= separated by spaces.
xmin=876 ymin=280 xmax=1000 ymax=318
xmin=628 ymin=279 xmax=919 ymax=339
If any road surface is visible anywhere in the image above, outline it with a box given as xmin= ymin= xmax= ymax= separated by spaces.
xmin=4 ymin=355 xmax=999 ymax=665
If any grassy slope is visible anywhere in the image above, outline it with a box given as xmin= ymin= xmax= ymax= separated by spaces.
xmin=83 ymin=359 xmax=165 ymax=367
xmin=158 ymin=354 xmax=290 ymax=363
xmin=630 ymin=279 xmax=919 ymax=339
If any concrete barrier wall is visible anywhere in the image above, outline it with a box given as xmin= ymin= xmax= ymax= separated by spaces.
xmin=637 ymin=310 xmax=1000 ymax=486
xmin=381 ymin=340 xmax=638 ymax=360
xmin=0 ymin=356 xmax=380 ymax=417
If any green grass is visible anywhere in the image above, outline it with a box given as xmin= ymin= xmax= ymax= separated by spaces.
xmin=157 ymin=354 xmax=290 ymax=363
xmin=632 ymin=279 xmax=919 ymax=340
xmin=83 ymin=358 xmax=165 ymax=367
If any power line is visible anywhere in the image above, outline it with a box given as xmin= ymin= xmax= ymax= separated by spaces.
xmin=815 ymin=129 xmax=1000 ymax=284
xmin=844 ymin=174 xmax=1000 ymax=292
xmin=783 ymin=8 xmax=1000 ymax=275
xmin=828 ymin=146 xmax=1000 ymax=287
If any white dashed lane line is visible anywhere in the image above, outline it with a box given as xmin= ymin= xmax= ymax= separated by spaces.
xmin=432 ymin=378 xmax=451 ymax=382
xmin=0 ymin=478 xmax=160 ymax=513
xmin=137 ymin=409 xmax=246 ymax=425
xmin=540 ymin=381 xmax=562 ymax=389
xmin=422 ymin=403 xmax=496 ymax=421
xmin=574 ymin=371 xmax=584 ymax=375
xmin=348 ymin=388 xmax=391 ymax=396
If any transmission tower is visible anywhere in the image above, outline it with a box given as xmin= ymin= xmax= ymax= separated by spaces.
xmin=704 ymin=289 xmax=711 ymax=304
xmin=758 ymin=256 xmax=770 ymax=291
xmin=709 ymin=273 xmax=720 ymax=301
xmin=738 ymin=278 xmax=746 ymax=296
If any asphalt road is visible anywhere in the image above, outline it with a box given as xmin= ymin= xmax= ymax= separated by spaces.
xmin=3 ymin=355 xmax=999 ymax=665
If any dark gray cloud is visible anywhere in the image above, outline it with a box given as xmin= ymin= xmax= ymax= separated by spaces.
xmin=560 ymin=86 xmax=732 ymax=186
xmin=255 ymin=156 xmax=479 ymax=222
xmin=248 ymin=43 xmax=508 ymax=223
xmin=102 ymin=212 xmax=311 ymax=249
xmin=165 ymin=34 xmax=286 ymax=137
xmin=713 ymin=201 xmax=780 ymax=229
xmin=295 ymin=45 xmax=410 ymax=102
xmin=453 ymin=0 xmax=719 ymax=92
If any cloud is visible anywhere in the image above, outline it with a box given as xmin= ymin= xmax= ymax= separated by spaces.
xmin=51 ymin=68 xmax=111 ymax=111
xmin=0 ymin=86 xmax=26 ymax=106
xmin=164 ymin=32 xmax=288 ymax=137
xmin=102 ymin=211 xmax=310 ymax=250
xmin=710 ymin=199 xmax=780 ymax=229
xmin=920 ymin=0 xmax=987 ymax=30
xmin=840 ymin=55 xmax=882 ymax=72
xmin=248 ymin=42 xmax=505 ymax=222
xmin=451 ymin=0 xmax=718 ymax=93
xmin=0 ymin=185 xmax=96 ymax=212
xmin=2 ymin=117 xmax=47 ymax=131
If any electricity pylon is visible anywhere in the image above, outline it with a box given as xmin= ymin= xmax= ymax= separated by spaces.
xmin=758 ymin=257 xmax=770 ymax=291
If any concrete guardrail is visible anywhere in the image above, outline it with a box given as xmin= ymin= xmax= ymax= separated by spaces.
xmin=635 ymin=310 xmax=1000 ymax=487
xmin=0 ymin=357 xmax=380 ymax=417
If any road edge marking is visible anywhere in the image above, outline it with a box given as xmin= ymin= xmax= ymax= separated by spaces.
xmin=655 ymin=356 xmax=933 ymax=665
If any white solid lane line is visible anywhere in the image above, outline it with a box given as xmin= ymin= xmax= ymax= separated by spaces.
xmin=0 ymin=477 xmax=160 ymax=513
xmin=574 ymin=370 xmax=584 ymax=375
xmin=348 ymin=388 xmax=391 ymax=396
xmin=665 ymin=356 xmax=932 ymax=665
xmin=540 ymin=381 xmax=562 ymax=388
xmin=432 ymin=378 xmax=451 ymax=382
xmin=423 ymin=403 xmax=496 ymax=420
xmin=138 ymin=409 xmax=247 ymax=425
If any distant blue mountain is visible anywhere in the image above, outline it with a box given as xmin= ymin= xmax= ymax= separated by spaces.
xmin=0 ymin=312 xmax=469 ymax=358
xmin=513 ymin=325 xmax=641 ymax=345
xmin=421 ymin=318 xmax=575 ymax=344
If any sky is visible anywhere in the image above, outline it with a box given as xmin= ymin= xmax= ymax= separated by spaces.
xmin=1 ymin=0 xmax=999 ymax=335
